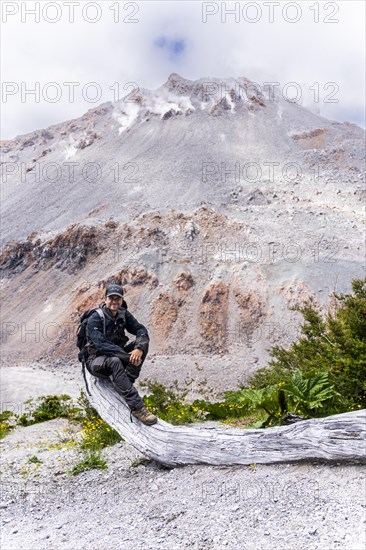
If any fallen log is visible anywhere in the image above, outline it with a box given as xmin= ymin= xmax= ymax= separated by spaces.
xmin=84 ymin=369 xmax=366 ymax=467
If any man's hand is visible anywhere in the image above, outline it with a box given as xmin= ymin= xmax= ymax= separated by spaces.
xmin=129 ymin=348 xmax=143 ymax=366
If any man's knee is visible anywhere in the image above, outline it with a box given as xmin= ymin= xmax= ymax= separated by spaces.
xmin=87 ymin=356 xmax=110 ymax=379
xmin=107 ymin=356 xmax=122 ymax=369
xmin=104 ymin=355 xmax=143 ymax=383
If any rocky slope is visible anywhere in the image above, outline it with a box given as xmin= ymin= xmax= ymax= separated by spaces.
xmin=0 ymin=74 xmax=365 ymax=389
xmin=1 ymin=73 xmax=364 ymax=244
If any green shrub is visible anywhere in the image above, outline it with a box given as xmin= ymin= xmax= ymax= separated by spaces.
xmin=141 ymin=380 xmax=202 ymax=424
xmin=248 ymin=278 xmax=366 ymax=414
xmin=0 ymin=411 xmax=16 ymax=439
xmin=76 ymin=390 xmax=98 ymax=421
xmin=81 ymin=416 xmax=122 ymax=450
xmin=141 ymin=380 xmax=255 ymax=425
xmin=69 ymin=450 xmax=107 ymax=476
xmin=16 ymin=394 xmax=81 ymax=426
xmin=191 ymin=399 xmax=249 ymax=421
xmin=77 ymin=390 xmax=122 ymax=450
xmin=224 ymin=370 xmax=342 ymax=427
xmin=282 ymin=369 xmax=341 ymax=415
xmin=27 ymin=455 xmax=42 ymax=464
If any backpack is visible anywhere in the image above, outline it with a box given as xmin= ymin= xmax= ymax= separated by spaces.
xmin=76 ymin=307 xmax=105 ymax=362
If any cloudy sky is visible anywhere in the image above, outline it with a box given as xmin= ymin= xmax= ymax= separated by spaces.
xmin=1 ymin=0 xmax=365 ymax=139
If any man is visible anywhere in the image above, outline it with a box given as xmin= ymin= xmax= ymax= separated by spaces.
xmin=85 ymin=283 xmax=157 ymax=426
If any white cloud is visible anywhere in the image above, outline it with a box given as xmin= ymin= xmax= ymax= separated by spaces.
xmin=1 ymin=0 xmax=364 ymax=139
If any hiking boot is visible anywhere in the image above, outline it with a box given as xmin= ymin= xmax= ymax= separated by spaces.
xmin=131 ymin=406 xmax=157 ymax=426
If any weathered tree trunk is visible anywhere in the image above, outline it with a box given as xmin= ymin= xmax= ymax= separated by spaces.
xmin=84 ymin=369 xmax=366 ymax=467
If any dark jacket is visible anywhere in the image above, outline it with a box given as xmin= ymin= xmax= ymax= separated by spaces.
xmin=86 ymin=303 xmax=149 ymax=362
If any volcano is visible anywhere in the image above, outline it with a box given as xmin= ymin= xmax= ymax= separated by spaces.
xmin=1 ymin=74 xmax=364 ymax=391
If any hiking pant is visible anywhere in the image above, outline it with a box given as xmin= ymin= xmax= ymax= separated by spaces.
xmin=86 ymin=340 xmax=145 ymax=410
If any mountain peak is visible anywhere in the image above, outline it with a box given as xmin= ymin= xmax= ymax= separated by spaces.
xmin=165 ymin=72 xmax=190 ymax=83
xmin=158 ymin=74 xmax=270 ymax=107
xmin=162 ymin=73 xmax=194 ymax=95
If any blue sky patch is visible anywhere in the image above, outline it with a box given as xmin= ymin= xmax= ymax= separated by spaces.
xmin=154 ymin=36 xmax=186 ymax=61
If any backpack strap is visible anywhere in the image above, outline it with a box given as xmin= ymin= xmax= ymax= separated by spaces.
xmin=96 ymin=308 xmax=106 ymax=335
xmin=82 ymin=360 xmax=91 ymax=396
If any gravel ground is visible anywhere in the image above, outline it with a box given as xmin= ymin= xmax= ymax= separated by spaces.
xmin=1 ymin=418 xmax=365 ymax=550
xmin=0 ymin=359 xmax=238 ymax=414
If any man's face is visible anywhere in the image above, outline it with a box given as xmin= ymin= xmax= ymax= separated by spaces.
xmin=105 ymin=294 xmax=123 ymax=312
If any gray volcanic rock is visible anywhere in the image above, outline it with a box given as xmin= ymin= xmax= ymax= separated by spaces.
xmin=0 ymin=74 xmax=365 ymax=382
xmin=1 ymin=74 xmax=364 ymax=244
